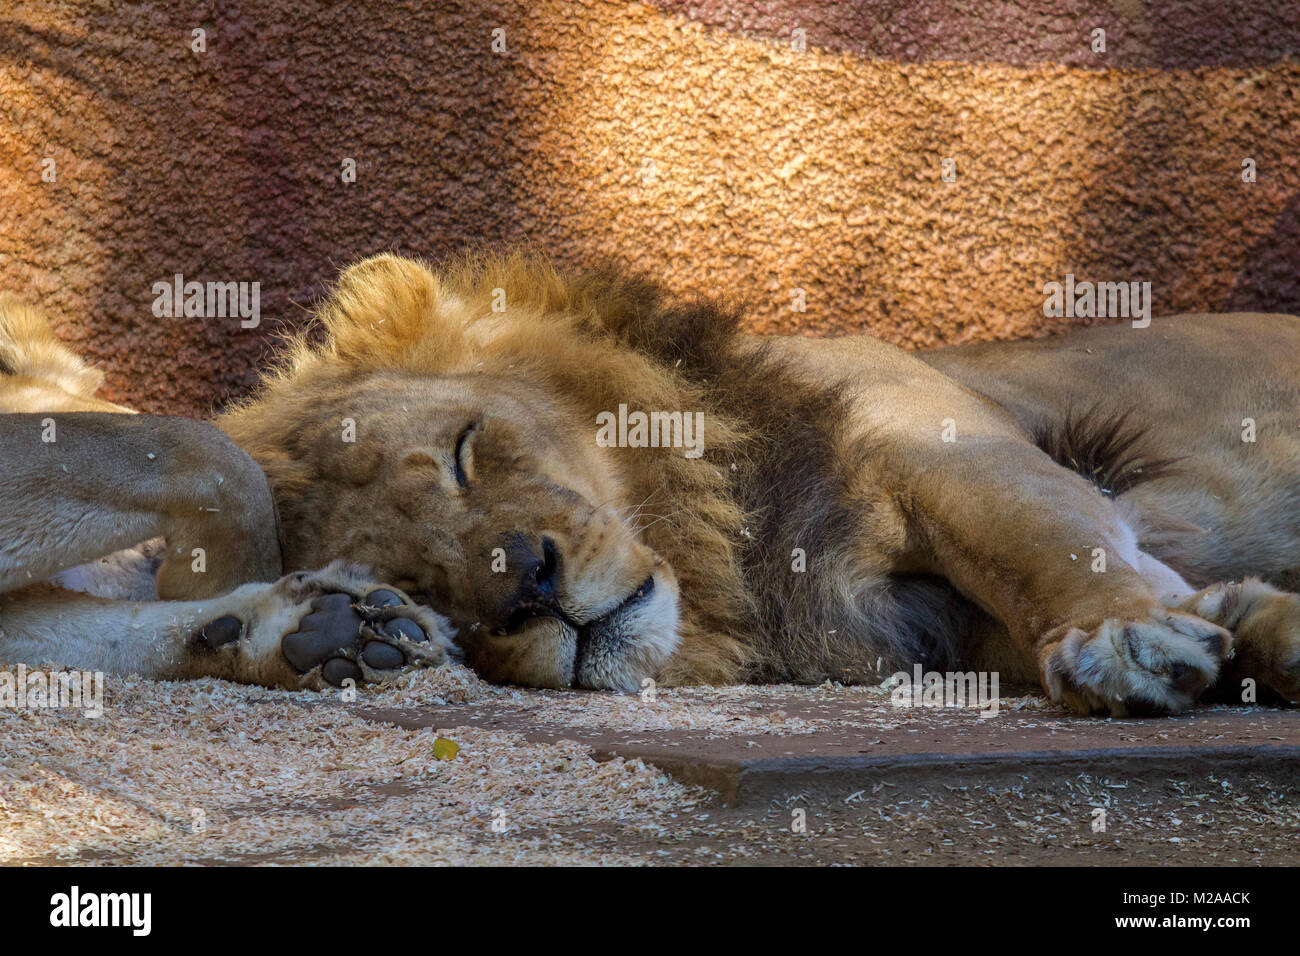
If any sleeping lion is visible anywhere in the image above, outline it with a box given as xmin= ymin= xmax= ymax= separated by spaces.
xmin=3 ymin=252 xmax=1300 ymax=716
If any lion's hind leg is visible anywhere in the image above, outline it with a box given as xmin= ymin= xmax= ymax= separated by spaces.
xmin=0 ymin=412 xmax=283 ymax=597
xmin=1174 ymin=579 xmax=1300 ymax=704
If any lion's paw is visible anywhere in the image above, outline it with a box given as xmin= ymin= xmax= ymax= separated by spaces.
xmin=190 ymin=560 xmax=456 ymax=689
xmin=1186 ymin=579 xmax=1300 ymax=703
xmin=1039 ymin=606 xmax=1231 ymax=716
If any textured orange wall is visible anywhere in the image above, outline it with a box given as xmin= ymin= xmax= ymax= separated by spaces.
xmin=1 ymin=1 xmax=1298 ymax=416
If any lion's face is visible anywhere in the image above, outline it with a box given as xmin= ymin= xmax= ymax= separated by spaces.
xmin=281 ymin=372 xmax=681 ymax=692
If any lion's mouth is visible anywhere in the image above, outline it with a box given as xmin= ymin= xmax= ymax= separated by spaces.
xmin=496 ymin=574 xmax=656 ymax=640
xmin=449 ymin=572 xmax=672 ymax=692
xmin=494 ymin=574 xmax=659 ymax=690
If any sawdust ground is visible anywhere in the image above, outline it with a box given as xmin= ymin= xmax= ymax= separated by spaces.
xmin=2 ymin=663 xmax=1296 ymax=865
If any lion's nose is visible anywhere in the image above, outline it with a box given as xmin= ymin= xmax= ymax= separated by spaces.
xmin=489 ymin=534 xmax=565 ymax=633
xmin=519 ymin=535 xmax=560 ymax=602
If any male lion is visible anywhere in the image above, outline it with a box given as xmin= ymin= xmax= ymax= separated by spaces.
xmin=3 ymin=253 xmax=1300 ymax=716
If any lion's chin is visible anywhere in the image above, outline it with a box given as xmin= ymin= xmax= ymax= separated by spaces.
xmin=462 ymin=617 xmax=576 ymax=689
xmin=462 ymin=575 xmax=682 ymax=691
xmin=573 ymin=573 xmax=681 ymax=692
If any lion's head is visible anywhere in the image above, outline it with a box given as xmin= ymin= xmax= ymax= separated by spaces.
xmin=220 ymin=252 xmax=756 ymax=691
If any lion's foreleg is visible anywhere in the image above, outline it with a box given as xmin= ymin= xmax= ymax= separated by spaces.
xmin=0 ymin=582 xmax=279 ymax=680
xmin=0 ymin=563 xmax=456 ymax=688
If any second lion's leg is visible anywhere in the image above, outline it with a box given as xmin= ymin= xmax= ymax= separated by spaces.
xmin=0 ymin=413 xmax=457 ymax=688
xmin=0 ymin=412 xmax=281 ymax=599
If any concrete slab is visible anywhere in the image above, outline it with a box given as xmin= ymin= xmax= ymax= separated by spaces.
xmin=354 ymin=694 xmax=1300 ymax=807
xmin=344 ymin=689 xmax=1300 ymax=864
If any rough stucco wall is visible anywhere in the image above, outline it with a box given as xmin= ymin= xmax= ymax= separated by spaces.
xmin=1 ymin=0 xmax=1298 ymax=416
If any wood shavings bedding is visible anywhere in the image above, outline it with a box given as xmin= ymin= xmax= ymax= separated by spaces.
xmin=0 ymin=659 xmax=1105 ymax=865
xmin=379 ymin=666 xmax=1049 ymax=737
xmin=0 ymin=665 xmax=706 ymax=865
xmin=3 ymin=659 xmax=1295 ymax=865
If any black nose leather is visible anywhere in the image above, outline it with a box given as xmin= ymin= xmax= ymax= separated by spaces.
xmin=490 ymin=535 xmax=564 ymax=633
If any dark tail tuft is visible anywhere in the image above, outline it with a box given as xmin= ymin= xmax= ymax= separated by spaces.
xmin=1032 ymin=405 xmax=1180 ymax=497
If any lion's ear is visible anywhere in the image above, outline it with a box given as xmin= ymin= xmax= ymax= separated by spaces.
xmin=317 ymin=253 xmax=465 ymax=370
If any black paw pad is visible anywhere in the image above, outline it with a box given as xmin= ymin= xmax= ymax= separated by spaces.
xmin=322 ymin=657 xmax=363 ymax=687
xmin=194 ymin=616 xmax=243 ymax=652
xmin=382 ymin=618 xmax=427 ymax=643
xmin=362 ymin=641 xmax=405 ymax=669
xmin=363 ymin=589 xmax=405 ymax=608
xmin=281 ymin=590 xmax=430 ymax=682
xmin=282 ymin=593 xmax=364 ymax=673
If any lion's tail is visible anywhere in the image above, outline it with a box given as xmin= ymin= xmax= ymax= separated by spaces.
xmin=1032 ymin=404 xmax=1181 ymax=497
xmin=0 ymin=293 xmax=105 ymax=399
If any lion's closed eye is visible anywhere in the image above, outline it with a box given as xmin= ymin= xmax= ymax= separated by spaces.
xmin=453 ymin=422 xmax=480 ymax=487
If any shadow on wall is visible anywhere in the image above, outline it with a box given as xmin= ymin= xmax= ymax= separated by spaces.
xmin=1061 ymin=72 xmax=1300 ymax=327
xmin=650 ymin=0 xmax=1300 ymax=68
xmin=1227 ymin=190 xmax=1300 ymax=313
xmin=653 ymin=0 xmax=1300 ymax=324
xmin=1 ymin=0 xmax=1299 ymax=416
xmin=0 ymin=3 xmax=535 ymax=415
xmin=1057 ymin=3 xmax=1300 ymax=324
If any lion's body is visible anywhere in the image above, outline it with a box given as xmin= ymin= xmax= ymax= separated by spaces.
xmin=756 ymin=316 xmax=1300 ymax=688
xmin=3 ymin=257 xmax=1300 ymax=714
xmin=922 ymin=315 xmax=1300 ymax=591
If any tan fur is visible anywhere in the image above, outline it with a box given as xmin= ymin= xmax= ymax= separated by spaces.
xmin=6 ymin=257 xmax=1300 ymax=714
xmin=213 ymin=252 xmax=1300 ymax=712
xmin=0 ymin=298 xmax=453 ymax=688
xmin=219 ymin=253 xmax=757 ymax=688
